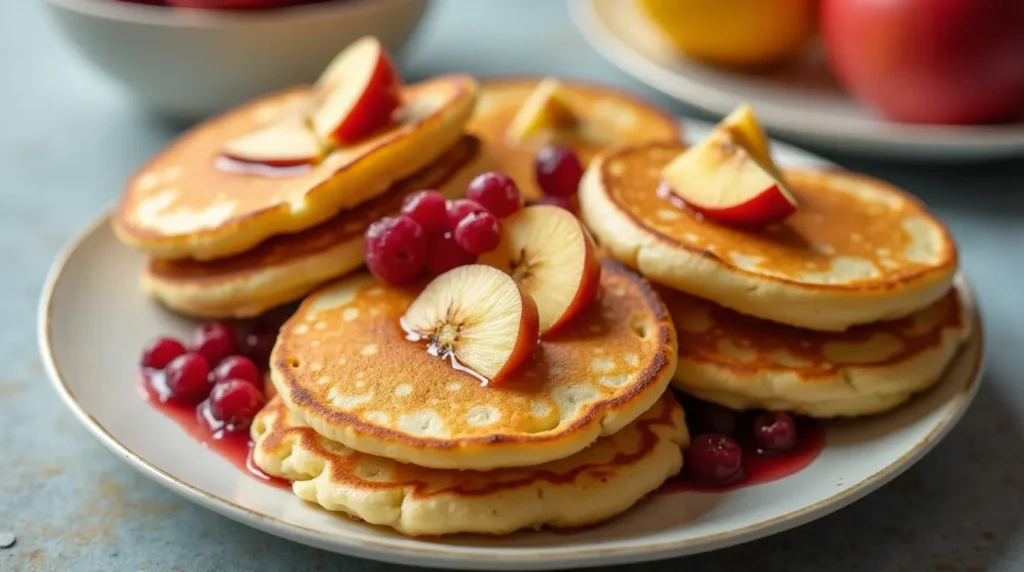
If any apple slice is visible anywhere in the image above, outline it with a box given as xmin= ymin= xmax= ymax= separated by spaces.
xmin=401 ymin=264 xmax=539 ymax=385
xmin=310 ymin=36 xmax=403 ymax=146
xmin=505 ymin=77 xmax=578 ymax=145
xmin=221 ymin=119 xmax=324 ymax=168
xmin=661 ymin=105 xmax=796 ymax=226
xmin=482 ymin=205 xmax=601 ymax=335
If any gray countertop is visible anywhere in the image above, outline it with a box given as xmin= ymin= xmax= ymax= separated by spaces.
xmin=3 ymin=1 xmax=1024 ymax=571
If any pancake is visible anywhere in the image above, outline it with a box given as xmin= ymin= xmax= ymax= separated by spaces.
xmin=663 ymin=284 xmax=971 ymax=417
xmin=114 ymin=75 xmax=478 ymax=261
xmin=270 ymin=260 xmax=677 ymax=470
xmin=468 ymin=77 xmax=680 ymax=199
xmin=580 ymin=143 xmax=958 ymax=331
xmin=252 ymin=393 xmax=687 ymax=536
xmin=141 ymin=137 xmax=491 ymax=319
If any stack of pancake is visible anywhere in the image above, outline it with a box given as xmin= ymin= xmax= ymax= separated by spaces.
xmin=252 ymin=260 xmax=689 ymax=536
xmin=243 ymin=78 xmax=700 ymax=536
xmin=580 ymin=143 xmax=971 ymax=418
xmin=113 ymin=75 xmax=485 ymax=318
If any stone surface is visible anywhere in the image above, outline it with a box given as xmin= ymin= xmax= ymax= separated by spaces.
xmin=2 ymin=1 xmax=1023 ymax=571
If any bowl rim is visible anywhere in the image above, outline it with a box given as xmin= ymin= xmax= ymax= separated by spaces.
xmin=44 ymin=0 xmax=429 ymax=27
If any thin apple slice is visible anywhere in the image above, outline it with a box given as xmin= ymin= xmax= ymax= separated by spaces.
xmin=662 ymin=129 xmax=797 ymax=225
xmin=310 ymin=36 xmax=402 ymax=146
xmin=221 ymin=119 xmax=324 ymax=168
xmin=484 ymin=205 xmax=601 ymax=335
xmin=401 ymin=264 xmax=539 ymax=385
xmin=505 ymin=77 xmax=578 ymax=145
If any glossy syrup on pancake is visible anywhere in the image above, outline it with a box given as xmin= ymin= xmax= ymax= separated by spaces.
xmin=251 ymin=393 xmax=688 ymax=536
xmin=270 ymin=260 xmax=677 ymax=470
xmin=468 ymin=78 xmax=680 ymax=199
xmin=662 ymin=285 xmax=970 ymax=417
xmin=115 ymin=75 xmax=478 ymax=261
xmin=580 ymin=143 xmax=958 ymax=330
xmin=147 ymin=137 xmax=482 ymax=286
xmin=141 ymin=137 xmax=489 ymax=319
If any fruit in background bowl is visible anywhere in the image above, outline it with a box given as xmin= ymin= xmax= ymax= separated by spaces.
xmin=310 ymin=36 xmax=403 ymax=145
xmin=401 ymin=265 xmax=540 ymax=385
xmin=821 ymin=0 xmax=1024 ymax=125
xmin=637 ymin=0 xmax=817 ymax=67
xmin=482 ymin=205 xmax=601 ymax=335
xmin=661 ymin=105 xmax=796 ymax=226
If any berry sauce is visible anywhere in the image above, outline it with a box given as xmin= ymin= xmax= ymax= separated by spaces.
xmin=139 ymin=367 xmax=288 ymax=489
xmin=660 ymin=414 xmax=825 ymax=494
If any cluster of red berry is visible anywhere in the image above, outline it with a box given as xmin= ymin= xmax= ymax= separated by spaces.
xmin=364 ymin=145 xmax=585 ymax=286
xmin=141 ymin=322 xmax=277 ymax=431
xmin=683 ymin=397 xmax=801 ymax=486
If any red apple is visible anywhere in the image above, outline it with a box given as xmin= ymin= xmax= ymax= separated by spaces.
xmin=309 ymin=37 xmax=403 ymax=145
xmin=662 ymin=130 xmax=796 ymax=226
xmin=821 ymin=0 xmax=1024 ymax=125
xmin=222 ymin=119 xmax=323 ymax=168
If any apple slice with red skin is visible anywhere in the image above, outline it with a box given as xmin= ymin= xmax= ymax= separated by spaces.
xmin=309 ymin=37 xmax=403 ymax=146
xmin=401 ymin=264 xmax=539 ymax=385
xmin=221 ymin=119 xmax=324 ymax=168
xmin=481 ymin=205 xmax=601 ymax=336
xmin=662 ymin=128 xmax=796 ymax=226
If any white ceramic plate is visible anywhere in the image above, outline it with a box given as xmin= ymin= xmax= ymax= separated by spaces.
xmin=571 ymin=0 xmax=1024 ymax=161
xmin=38 ymin=123 xmax=984 ymax=570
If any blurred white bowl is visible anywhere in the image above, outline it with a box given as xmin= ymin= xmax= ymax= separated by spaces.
xmin=44 ymin=0 xmax=431 ymax=119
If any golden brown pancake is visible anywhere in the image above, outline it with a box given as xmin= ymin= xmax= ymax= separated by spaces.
xmin=141 ymin=137 xmax=491 ymax=319
xmin=580 ymin=143 xmax=958 ymax=331
xmin=270 ymin=260 xmax=677 ymax=470
xmin=252 ymin=393 xmax=688 ymax=536
xmin=115 ymin=75 xmax=478 ymax=261
xmin=468 ymin=77 xmax=680 ymax=199
xmin=663 ymin=284 xmax=971 ymax=417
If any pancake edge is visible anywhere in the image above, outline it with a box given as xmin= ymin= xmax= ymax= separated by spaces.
xmin=269 ymin=260 xmax=679 ymax=470
xmin=113 ymin=75 xmax=478 ymax=261
xmin=671 ymin=287 xmax=973 ymax=417
xmin=251 ymin=393 xmax=688 ymax=536
xmin=578 ymin=145 xmax=958 ymax=331
xmin=140 ymin=142 xmax=493 ymax=319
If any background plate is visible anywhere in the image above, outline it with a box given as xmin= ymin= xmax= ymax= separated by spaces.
xmin=39 ymin=122 xmax=984 ymax=570
xmin=571 ymin=0 xmax=1024 ymax=161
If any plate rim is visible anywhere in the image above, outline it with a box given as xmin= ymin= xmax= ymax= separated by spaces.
xmin=38 ymin=210 xmax=987 ymax=569
xmin=570 ymin=0 xmax=1024 ymax=157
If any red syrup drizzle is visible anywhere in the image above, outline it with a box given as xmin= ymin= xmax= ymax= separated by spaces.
xmin=139 ymin=370 xmax=290 ymax=490
xmin=659 ymin=415 xmax=826 ymax=494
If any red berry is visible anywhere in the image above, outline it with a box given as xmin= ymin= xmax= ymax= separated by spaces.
xmin=241 ymin=331 xmax=276 ymax=370
xmin=210 ymin=356 xmax=261 ymax=386
xmin=445 ymin=198 xmax=488 ymax=230
xmin=535 ymin=146 xmax=584 ymax=197
xmin=466 ymin=172 xmax=522 ymax=218
xmin=164 ymin=353 xmax=212 ymax=404
xmin=400 ymin=190 xmax=449 ymax=234
xmin=208 ymin=380 xmax=265 ymax=429
xmin=427 ymin=232 xmax=477 ymax=275
xmin=189 ymin=322 xmax=237 ymax=366
xmin=141 ymin=337 xmax=186 ymax=370
xmin=753 ymin=411 xmax=798 ymax=452
xmin=364 ymin=215 xmax=427 ymax=285
xmin=529 ymin=195 xmax=576 ymax=213
xmin=685 ymin=434 xmax=744 ymax=485
xmin=453 ymin=211 xmax=501 ymax=255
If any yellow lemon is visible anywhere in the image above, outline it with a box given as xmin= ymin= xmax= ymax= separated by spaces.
xmin=637 ymin=0 xmax=816 ymax=67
